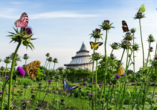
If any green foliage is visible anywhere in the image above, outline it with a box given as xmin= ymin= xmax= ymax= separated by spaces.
xmin=36 ymin=68 xmax=43 ymax=81
xmin=97 ymin=55 xmax=118 ymax=82
xmin=17 ymin=77 xmax=32 ymax=85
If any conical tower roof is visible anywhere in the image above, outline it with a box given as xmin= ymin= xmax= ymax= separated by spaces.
xmin=77 ymin=42 xmax=89 ymax=53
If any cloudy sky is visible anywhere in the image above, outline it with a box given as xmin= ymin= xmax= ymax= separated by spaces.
xmin=0 ymin=0 xmax=157 ymax=72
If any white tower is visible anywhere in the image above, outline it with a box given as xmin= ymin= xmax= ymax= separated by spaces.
xmin=64 ymin=42 xmax=93 ymax=71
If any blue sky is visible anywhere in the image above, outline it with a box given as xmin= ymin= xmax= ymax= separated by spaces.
xmin=0 ymin=0 xmax=157 ymax=72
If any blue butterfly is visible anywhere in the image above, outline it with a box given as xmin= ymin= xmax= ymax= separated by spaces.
xmin=63 ymin=79 xmax=78 ymax=92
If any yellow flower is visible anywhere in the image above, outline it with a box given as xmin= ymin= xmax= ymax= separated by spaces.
xmin=117 ymin=65 xmax=125 ymax=75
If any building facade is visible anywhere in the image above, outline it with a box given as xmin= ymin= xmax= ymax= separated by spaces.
xmin=64 ymin=42 xmax=93 ymax=71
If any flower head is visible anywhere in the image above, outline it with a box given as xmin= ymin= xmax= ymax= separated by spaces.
xmin=37 ymin=104 xmax=42 ymax=107
xmin=48 ymin=79 xmax=52 ymax=82
xmin=21 ymin=91 xmax=23 ymax=93
xmin=59 ymin=68 xmax=63 ymax=70
xmin=20 ymin=27 xmax=32 ymax=35
xmin=0 ymin=92 xmax=2 ymax=94
xmin=6 ymin=76 xmax=9 ymax=79
xmin=99 ymin=84 xmax=102 ymax=86
xmin=46 ymin=53 xmax=50 ymax=57
xmin=115 ymin=74 xmax=120 ymax=79
xmin=17 ymin=66 xmax=25 ymax=77
xmin=39 ymin=83 xmax=42 ymax=85
xmin=43 ymin=72 xmax=46 ymax=74
xmin=86 ymin=91 xmax=89 ymax=93
xmin=61 ymin=99 xmax=65 ymax=102
xmin=67 ymin=67 xmax=70 ymax=69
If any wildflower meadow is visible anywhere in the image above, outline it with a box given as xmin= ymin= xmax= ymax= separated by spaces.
xmin=1 ymin=4 xmax=157 ymax=110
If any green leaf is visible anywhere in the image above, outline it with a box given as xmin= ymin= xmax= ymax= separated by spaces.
xmin=13 ymin=27 xmax=19 ymax=34
xmin=9 ymin=40 xmax=14 ymax=44
xmin=139 ymin=4 xmax=145 ymax=13
xmin=29 ymin=42 xmax=35 ymax=49
xmin=28 ymin=44 xmax=33 ymax=51
xmin=30 ymin=38 xmax=37 ymax=40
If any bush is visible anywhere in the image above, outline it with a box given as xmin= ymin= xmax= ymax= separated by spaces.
xmin=17 ymin=77 xmax=32 ymax=85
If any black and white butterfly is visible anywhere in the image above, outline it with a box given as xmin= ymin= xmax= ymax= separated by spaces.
xmin=63 ymin=78 xmax=78 ymax=92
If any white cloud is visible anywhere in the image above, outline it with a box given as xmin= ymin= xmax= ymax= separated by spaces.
xmin=30 ymin=11 xmax=99 ymax=19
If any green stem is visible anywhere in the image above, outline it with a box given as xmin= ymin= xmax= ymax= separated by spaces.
xmin=8 ymin=42 xmax=21 ymax=110
xmin=139 ymin=19 xmax=145 ymax=68
xmin=53 ymin=63 xmax=55 ymax=70
xmin=91 ymin=39 xmax=96 ymax=110
xmin=146 ymin=42 xmax=151 ymax=68
xmin=142 ymin=66 xmax=154 ymax=110
xmin=95 ymin=60 xmax=98 ymax=110
xmin=133 ymin=33 xmax=135 ymax=78
xmin=104 ymin=30 xmax=108 ymax=103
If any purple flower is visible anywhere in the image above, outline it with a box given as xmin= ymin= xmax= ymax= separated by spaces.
xmin=90 ymin=93 xmax=94 ymax=97
xmin=0 ymin=92 xmax=2 ymax=94
xmin=24 ymin=54 xmax=27 ymax=56
xmin=21 ymin=27 xmax=32 ymax=35
xmin=6 ymin=76 xmax=9 ymax=79
xmin=6 ymin=57 xmax=10 ymax=59
xmin=95 ymin=28 xmax=101 ymax=32
xmin=17 ymin=66 xmax=25 ymax=77
xmin=31 ymin=88 xmax=34 ymax=90
xmin=21 ymin=91 xmax=23 ymax=93
xmin=54 ymin=58 xmax=57 ymax=61
xmin=61 ymin=99 xmax=65 ymax=102
xmin=114 ymin=42 xmax=118 ymax=45
xmin=5 ymin=90 xmax=7 ymax=92
xmin=67 ymin=67 xmax=70 ymax=69
xmin=99 ymin=84 xmax=102 ymax=86
xmin=59 ymin=68 xmax=63 ymax=70
xmin=118 ymin=60 xmax=121 ymax=62
xmin=43 ymin=72 xmax=46 ymax=74
xmin=39 ymin=83 xmax=42 ymax=85
xmin=48 ymin=80 xmax=52 ymax=82
xmin=37 ymin=104 xmax=42 ymax=107
xmin=116 ymin=74 xmax=120 ymax=79
xmin=104 ymin=107 xmax=106 ymax=109
xmin=86 ymin=91 xmax=89 ymax=93
xmin=123 ymin=74 xmax=125 ymax=76
xmin=150 ymin=47 xmax=153 ymax=49
xmin=13 ymin=106 xmax=17 ymax=109
xmin=104 ymin=20 xmax=110 ymax=23
xmin=155 ymin=57 xmax=157 ymax=59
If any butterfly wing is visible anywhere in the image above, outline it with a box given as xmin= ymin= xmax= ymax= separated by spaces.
xmin=63 ymin=79 xmax=78 ymax=92
xmin=117 ymin=65 xmax=125 ymax=75
xmin=122 ymin=20 xmax=129 ymax=32
xmin=25 ymin=60 xmax=41 ymax=79
xmin=138 ymin=4 xmax=145 ymax=13
xmin=15 ymin=12 xmax=28 ymax=27
xmin=90 ymin=42 xmax=94 ymax=49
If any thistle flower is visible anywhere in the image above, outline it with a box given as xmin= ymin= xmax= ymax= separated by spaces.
xmin=91 ymin=52 xmax=102 ymax=61
xmin=90 ymin=93 xmax=94 ymax=97
xmin=0 ymin=92 xmax=2 ymax=94
xmin=155 ymin=57 xmax=157 ymax=59
xmin=13 ymin=106 xmax=17 ymax=109
xmin=100 ymin=20 xmax=114 ymax=30
xmin=99 ymin=84 xmax=102 ymax=86
xmin=46 ymin=53 xmax=50 ymax=57
xmin=123 ymin=32 xmax=133 ymax=41
xmin=47 ymin=57 xmax=53 ymax=62
xmin=120 ymin=40 xmax=131 ymax=49
xmin=0 ymin=66 xmax=5 ymax=71
xmin=23 ymin=53 xmax=29 ymax=60
xmin=17 ymin=66 xmax=25 ymax=77
xmin=21 ymin=91 xmax=23 ymax=93
xmin=39 ymin=83 xmax=42 ymax=85
xmin=59 ymin=68 xmax=63 ymax=70
xmin=147 ymin=34 xmax=155 ymax=43
xmin=4 ymin=57 xmax=11 ymax=64
xmin=149 ymin=47 xmax=153 ymax=52
xmin=61 ymin=99 xmax=65 ymax=102
xmin=131 ymin=28 xmax=136 ymax=33
xmin=110 ymin=42 xmax=119 ymax=50
xmin=132 ymin=43 xmax=140 ymax=51
xmin=53 ymin=58 xmax=58 ymax=63
xmin=86 ymin=91 xmax=89 ymax=93
xmin=90 ymin=28 xmax=103 ymax=39
xmin=31 ymin=88 xmax=34 ymax=91
xmin=7 ymin=27 xmax=36 ymax=50
xmin=43 ymin=72 xmax=46 ymax=74
xmin=6 ymin=76 xmax=9 ymax=79
xmin=67 ymin=67 xmax=70 ymax=69
xmin=37 ymin=104 xmax=42 ymax=107
xmin=115 ymin=74 xmax=120 ymax=79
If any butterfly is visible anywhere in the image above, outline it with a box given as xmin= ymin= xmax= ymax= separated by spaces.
xmin=122 ymin=20 xmax=129 ymax=32
xmin=23 ymin=60 xmax=41 ymax=79
xmin=15 ymin=12 xmax=28 ymax=27
xmin=138 ymin=4 xmax=145 ymax=13
xmin=117 ymin=65 xmax=125 ymax=75
xmin=90 ymin=42 xmax=103 ymax=50
xmin=63 ymin=78 xmax=78 ymax=92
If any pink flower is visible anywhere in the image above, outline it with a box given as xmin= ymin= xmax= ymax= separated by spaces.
xmin=17 ymin=66 xmax=25 ymax=77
